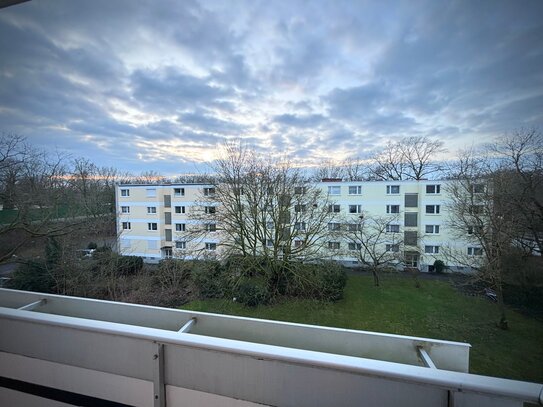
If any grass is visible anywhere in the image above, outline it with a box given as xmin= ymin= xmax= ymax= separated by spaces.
xmin=183 ymin=273 xmax=543 ymax=383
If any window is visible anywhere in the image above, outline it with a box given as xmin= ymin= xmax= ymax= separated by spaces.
xmin=205 ymin=206 xmax=216 ymax=214
xmin=175 ymin=206 xmax=185 ymax=214
xmin=120 ymin=189 xmax=129 ymax=197
xmin=328 ymin=204 xmax=341 ymax=213
xmin=266 ymin=221 xmax=274 ymax=230
xmin=328 ymin=186 xmax=341 ymax=195
xmin=121 ymin=206 xmax=130 ymax=213
xmin=147 ymin=222 xmax=158 ymax=231
xmin=386 ymin=224 xmax=400 ymax=233
xmin=294 ymin=239 xmax=304 ymax=248
xmin=164 ymin=248 xmax=173 ymax=258
xmin=175 ymin=223 xmax=186 ymax=232
xmin=425 ymin=225 xmax=440 ymax=234
xmin=146 ymin=188 xmax=156 ymax=197
xmin=176 ymin=241 xmax=186 ymax=249
xmin=467 ymin=247 xmax=483 ymax=256
xmin=425 ymin=245 xmax=440 ymax=254
xmin=426 ymin=205 xmax=440 ymax=214
xmin=348 ymin=242 xmax=362 ymax=251
xmin=472 ymin=184 xmax=485 ymax=194
xmin=348 ymin=223 xmax=362 ymax=232
xmin=205 ymin=242 xmax=217 ymax=251
xmin=205 ymin=223 xmax=217 ymax=232
xmin=328 ymin=241 xmax=340 ymax=250
xmin=426 ymin=184 xmax=441 ymax=194
xmin=328 ymin=222 xmax=341 ymax=231
xmin=387 ymin=185 xmax=400 ymax=194
xmin=122 ymin=222 xmax=131 ymax=230
xmin=294 ymin=204 xmax=306 ymax=213
xmin=204 ymin=187 xmax=215 ymax=196
xmin=386 ymin=205 xmax=400 ymax=214
xmin=294 ymin=222 xmax=306 ymax=231
xmin=348 ymin=185 xmax=362 ymax=195
xmin=294 ymin=186 xmax=307 ymax=195
xmin=386 ymin=244 xmax=399 ymax=252
xmin=147 ymin=206 xmax=157 ymax=214
xmin=148 ymin=240 xmax=158 ymax=250
xmin=467 ymin=225 xmax=483 ymax=235
xmin=404 ymin=231 xmax=417 ymax=245
xmin=349 ymin=205 xmax=362 ymax=214
xmin=174 ymin=188 xmax=185 ymax=197
xmin=266 ymin=239 xmax=273 ymax=247
xmin=404 ymin=193 xmax=418 ymax=208
xmin=404 ymin=212 xmax=418 ymax=227
xmin=470 ymin=205 xmax=484 ymax=215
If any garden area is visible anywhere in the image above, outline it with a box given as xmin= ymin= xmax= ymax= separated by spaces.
xmin=183 ymin=273 xmax=543 ymax=384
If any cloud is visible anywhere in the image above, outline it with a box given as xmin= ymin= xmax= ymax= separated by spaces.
xmin=0 ymin=0 xmax=541 ymax=175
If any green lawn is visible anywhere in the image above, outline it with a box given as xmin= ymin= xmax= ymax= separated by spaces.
xmin=183 ymin=274 xmax=543 ymax=383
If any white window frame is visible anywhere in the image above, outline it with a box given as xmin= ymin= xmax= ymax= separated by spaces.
xmin=349 ymin=204 xmax=362 ymax=214
xmin=147 ymin=222 xmax=158 ymax=231
xmin=426 ymin=184 xmax=441 ymax=194
xmin=205 ymin=242 xmax=217 ymax=251
xmin=175 ymin=206 xmax=186 ymax=214
xmin=348 ymin=223 xmax=362 ymax=232
xmin=348 ymin=185 xmax=362 ymax=195
xmin=386 ymin=224 xmax=400 ymax=233
xmin=176 ymin=241 xmax=186 ymax=249
xmin=386 ymin=185 xmax=400 ymax=194
xmin=205 ymin=206 xmax=216 ymax=214
xmin=147 ymin=206 xmax=157 ymax=214
xmin=328 ymin=186 xmax=341 ymax=195
xmin=203 ymin=187 xmax=216 ymax=196
xmin=468 ymin=246 xmax=483 ymax=256
xmin=386 ymin=204 xmax=400 ymax=214
xmin=348 ymin=242 xmax=362 ymax=251
xmin=425 ymin=225 xmax=440 ymax=234
xmin=328 ymin=241 xmax=340 ymax=250
xmin=120 ymin=189 xmax=129 ymax=197
xmin=174 ymin=188 xmax=185 ymax=197
xmin=425 ymin=205 xmax=441 ymax=214
xmin=121 ymin=206 xmax=130 ymax=214
xmin=122 ymin=222 xmax=131 ymax=230
xmin=205 ymin=223 xmax=217 ymax=232
xmin=328 ymin=204 xmax=341 ymax=213
xmin=328 ymin=222 xmax=341 ymax=231
xmin=385 ymin=243 xmax=399 ymax=252
xmin=175 ymin=223 xmax=186 ymax=232
xmin=424 ymin=245 xmax=440 ymax=254
xmin=294 ymin=222 xmax=306 ymax=231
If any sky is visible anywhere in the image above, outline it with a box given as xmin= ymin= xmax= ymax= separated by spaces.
xmin=0 ymin=0 xmax=542 ymax=175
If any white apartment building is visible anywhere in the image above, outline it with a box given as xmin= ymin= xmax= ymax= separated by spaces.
xmin=116 ymin=179 xmax=482 ymax=272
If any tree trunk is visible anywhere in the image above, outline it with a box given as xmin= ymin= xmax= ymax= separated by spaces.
xmin=372 ymin=267 xmax=380 ymax=286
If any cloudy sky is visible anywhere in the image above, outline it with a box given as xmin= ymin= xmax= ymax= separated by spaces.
xmin=0 ymin=0 xmax=542 ymax=175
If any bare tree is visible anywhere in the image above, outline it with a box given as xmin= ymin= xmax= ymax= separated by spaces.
xmin=370 ymin=136 xmax=445 ymax=180
xmin=489 ymin=128 xmax=543 ymax=254
xmin=341 ymin=157 xmax=370 ymax=181
xmin=341 ymin=212 xmax=403 ymax=286
xmin=444 ymin=149 xmax=522 ymax=330
xmin=180 ymin=143 xmax=337 ymax=267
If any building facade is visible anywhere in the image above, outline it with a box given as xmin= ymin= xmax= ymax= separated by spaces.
xmin=115 ymin=179 xmax=482 ymax=272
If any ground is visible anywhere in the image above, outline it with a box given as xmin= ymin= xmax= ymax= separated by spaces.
xmin=183 ymin=272 xmax=543 ymax=384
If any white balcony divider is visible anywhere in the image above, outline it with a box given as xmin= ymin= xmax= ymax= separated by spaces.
xmin=0 ymin=288 xmax=542 ymax=407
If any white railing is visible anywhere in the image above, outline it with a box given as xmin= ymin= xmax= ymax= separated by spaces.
xmin=0 ymin=288 xmax=541 ymax=407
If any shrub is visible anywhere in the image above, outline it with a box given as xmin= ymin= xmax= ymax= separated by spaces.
xmin=156 ymin=259 xmax=190 ymax=290
xmin=7 ymin=260 xmax=55 ymax=293
xmin=234 ymin=277 xmax=270 ymax=306
xmin=433 ymin=260 xmax=446 ymax=274
xmin=282 ymin=261 xmax=347 ymax=301
xmin=116 ymin=255 xmax=144 ymax=276
xmin=191 ymin=260 xmax=225 ymax=298
xmin=87 ymin=242 xmax=98 ymax=250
